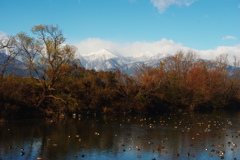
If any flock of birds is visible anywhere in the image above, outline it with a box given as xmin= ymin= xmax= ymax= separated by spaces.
xmin=66 ymin=113 xmax=240 ymax=159
xmin=3 ymin=111 xmax=240 ymax=159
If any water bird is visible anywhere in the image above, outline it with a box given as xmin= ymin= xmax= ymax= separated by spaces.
xmin=94 ymin=132 xmax=100 ymax=135
xmin=232 ymin=143 xmax=237 ymax=147
xmin=208 ymin=154 xmax=213 ymax=157
xmin=20 ymin=151 xmax=25 ymax=156
xmin=218 ymin=144 xmax=224 ymax=148
xmin=148 ymin=141 xmax=153 ymax=145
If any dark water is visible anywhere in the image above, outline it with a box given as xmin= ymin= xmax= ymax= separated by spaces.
xmin=1 ymin=111 xmax=240 ymax=160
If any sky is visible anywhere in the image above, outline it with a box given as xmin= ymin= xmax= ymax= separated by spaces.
xmin=0 ymin=0 xmax=240 ymax=60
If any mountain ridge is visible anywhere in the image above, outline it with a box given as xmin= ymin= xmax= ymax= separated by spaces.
xmin=77 ymin=49 xmax=167 ymax=73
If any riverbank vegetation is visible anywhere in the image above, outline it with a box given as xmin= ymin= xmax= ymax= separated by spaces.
xmin=1 ymin=25 xmax=240 ymax=118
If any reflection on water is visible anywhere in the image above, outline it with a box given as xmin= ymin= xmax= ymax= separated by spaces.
xmin=1 ymin=110 xmax=240 ymax=160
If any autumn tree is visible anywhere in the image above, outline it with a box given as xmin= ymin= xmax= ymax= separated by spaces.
xmin=209 ymin=54 xmax=240 ymax=108
xmin=185 ymin=60 xmax=211 ymax=109
xmin=133 ymin=64 xmax=165 ymax=111
xmin=158 ymin=51 xmax=196 ymax=108
xmin=16 ymin=25 xmax=77 ymax=113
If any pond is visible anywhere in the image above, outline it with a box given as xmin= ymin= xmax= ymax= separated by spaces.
xmin=1 ymin=110 xmax=240 ymax=160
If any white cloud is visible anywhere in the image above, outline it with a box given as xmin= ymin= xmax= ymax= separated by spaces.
xmin=150 ymin=0 xmax=197 ymax=13
xmin=76 ymin=38 xmax=240 ymax=64
xmin=120 ymin=39 xmax=188 ymax=57
xmin=0 ymin=32 xmax=9 ymax=47
xmin=222 ymin=36 xmax=237 ymax=40
xmin=199 ymin=45 xmax=240 ymax=62
xmin=75 ymin=38 xmax=120 ymax=56
xmin=76 ymin=38 xmax=188 ymax=57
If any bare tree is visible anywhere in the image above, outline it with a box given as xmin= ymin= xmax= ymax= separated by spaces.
xmin=0 ymin=35 xmax=20 ymax=78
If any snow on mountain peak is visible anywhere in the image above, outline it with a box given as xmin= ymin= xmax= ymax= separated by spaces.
xmin=83 ymin=49 xmax=117 ymax=61
xmin=78 ymin=49 xmax=168 ymax=73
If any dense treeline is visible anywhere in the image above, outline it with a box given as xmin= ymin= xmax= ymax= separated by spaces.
xmin=1 ymin=25 xmax=240 ymax=118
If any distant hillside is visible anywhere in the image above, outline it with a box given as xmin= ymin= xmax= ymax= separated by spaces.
xmin=0 ymin=51 xmax=27 ymax=77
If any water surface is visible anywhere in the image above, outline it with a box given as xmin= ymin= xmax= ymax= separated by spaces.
xmin=1 ymin=110 xmax=240 ymax=160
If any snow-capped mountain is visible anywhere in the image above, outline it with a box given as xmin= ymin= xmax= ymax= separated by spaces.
xmin=82 ymin=49 xmax=118 ymax=62
xmin=2 ymin=47 xmax=238 ymax=76
xmin=77 ymin=49 xmax=167 ymax=73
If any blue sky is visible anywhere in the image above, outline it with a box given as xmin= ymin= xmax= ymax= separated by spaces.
xmin=0 ymin=0 xmax=240 ymax=59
